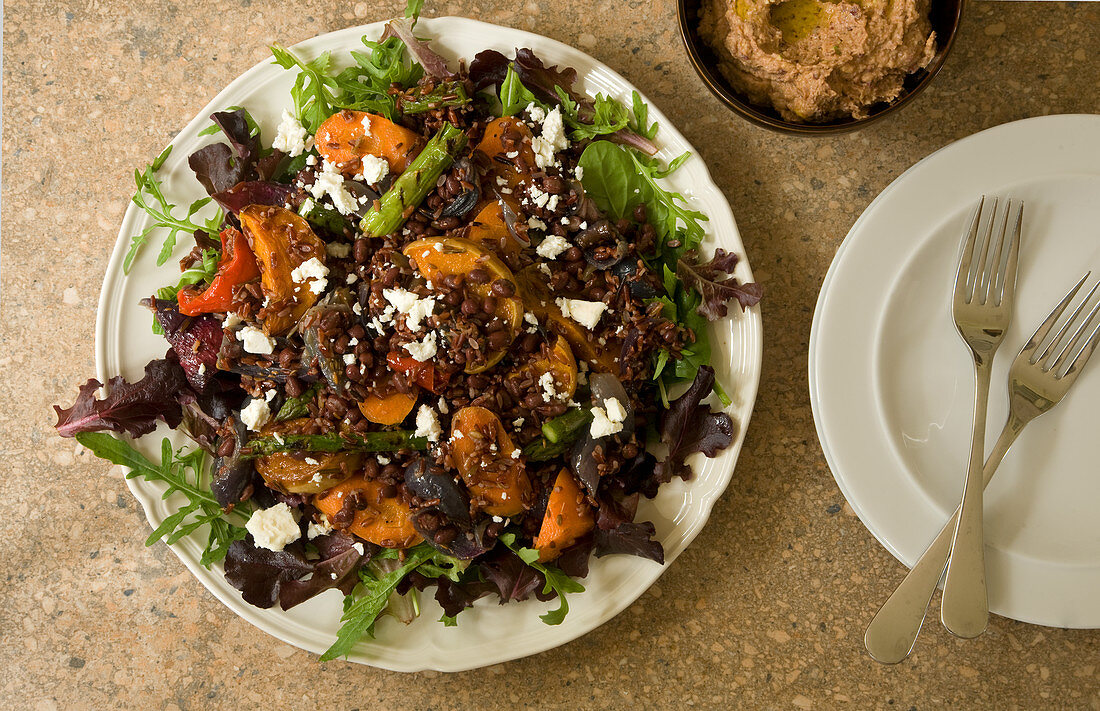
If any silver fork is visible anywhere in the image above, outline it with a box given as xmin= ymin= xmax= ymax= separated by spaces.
xmin=865 ymin=271 xmax=1100 ymax=663
xmin=941 ymin=196 xmax=1023 ymax=638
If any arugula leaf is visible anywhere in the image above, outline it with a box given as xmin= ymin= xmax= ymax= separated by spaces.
xmin=630 ymin=90 xmax=658 ymax=140
xmin=555 ymin=87 xmax=630 ymax=142
xmin=269 ymin=44 xmax=340 ymax=133
xmin=75 ymin=432 xmax=250 ymax=566
xmin=499 ymin=64 xmax=542 ymax=117
xmin=405 ymin=0 xmax=425 ymax=19
xmin=321 ymin=544 xmax=436 ymax=661
xmin=125 ymin=146 xmax=225 ymax=273
xmin=498 ymin=532 xmax=584 ymax=625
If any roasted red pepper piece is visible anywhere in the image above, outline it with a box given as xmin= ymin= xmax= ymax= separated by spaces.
xmin=177 ymin=227 xmax=260 ymax=316
xmin=386 ymin=351 xmax=450 ymax=394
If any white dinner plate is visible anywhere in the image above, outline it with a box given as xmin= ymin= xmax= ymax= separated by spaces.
xmin=810 ymin=114 xmax=1100 ymax=628
xmin=95 ymin=17 xmax=763 ymax=670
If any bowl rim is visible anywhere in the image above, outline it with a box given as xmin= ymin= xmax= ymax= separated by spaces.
xmin=676 ymin=0 xmax=966 ymax=135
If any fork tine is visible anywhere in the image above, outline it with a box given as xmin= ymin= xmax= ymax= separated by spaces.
xmin=1037 ymin=279 xmax=1100 ymax=368
xmin=1065 ymin=316 xmax=1100 ymax=377
xmin=955 ymin=197 xmax=985 ymax=300
xmin=994 ymin=202 xmax=1022 ymax=306
xmin=1049 ymin=284 xmax=1100 ymax=374
xmin=973 ymin=196 xmax=998 ymax=302
xmin=1022 ymin=272 xmax=1091 ymax=359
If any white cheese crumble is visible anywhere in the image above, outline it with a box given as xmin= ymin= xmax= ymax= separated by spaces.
xmin=404 ymin=331 xmax=438 ymax=361
xmin=525 ymin=102 xmax=547 ymax=123
xmin=246 ymin=503 xmax=300 ymax=552
xmin=360 ymin=153 xmax=390 ymax=184
xmin=590 ymin=397 xmax=627 ymax=438
xmin=223 ymin=312 xmax=243 ymax=329
xmin=555 ymin=297 xmax=607 ymax=329
xmin=531 ymin=106 xmax=569 ymax=169
xmin=510 ymin=448 xmax=522 ymax=460
xmin=437 ymin=396 xmax=449 ymax=415
xmin=198 ymin=363 xmax=207 ymax=376
xmin=343 ymin=353 xmax=357 ymax=365
xmin=346 ymin=273 xmax=358 ymax=284
xmin=527 ymin=184 xmax=551 ymax=209
xmin=574 ymin=165 xmax=584 ymax=181
xmin=536 ymin=234 xmax=570 ymax=260
xmin=539 ymin=371 xmax=560 ymax=402
xmin=528 ymin=216 xmax=547 ymax=231
xmin=383 ymin=288 xmax=436 ymax=332
xmin=290 ymin=256 xmax=330 ymax=295
xmin=352 ymin=542 xmax=366 ymax=555
xmin=307 ymin=515 xmax=334 ymax=540
xmin=325 ymin=241 xmax=352 ymax=258
xmin=361 ymin=113 xmax=373 ymax=135
xmin=240 ymin=397 xmax=271 ymax=431
xmin=415 ymin=404 xmax=442 ymax=442
xmin=306 ymin=153 xmax=318 ymax=167
xmin=239 ymin=325 xmax=275 ymax=355
xmin=512 ymin=417 xmax=525 ymax=429
xmin=272 ymin=109 xmax=312 ymax=158
xmin=376 ymin=455 xmax=391 ymax=466
xmin=309 ymin=158 xmax=358 ymax=215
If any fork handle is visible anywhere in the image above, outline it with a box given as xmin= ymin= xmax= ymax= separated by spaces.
xmin=942 ymin=358 xmax=995 ymax=637
xmin=864 ymin=417 xmax=1024 ymax=663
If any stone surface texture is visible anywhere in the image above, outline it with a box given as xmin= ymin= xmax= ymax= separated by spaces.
xmin=3 ymin=0 xmax=1099 ymax=708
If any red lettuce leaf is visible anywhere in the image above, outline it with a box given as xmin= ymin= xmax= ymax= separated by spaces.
xmin=223 ymin=532 xmax=369 ymax=611
xmin=593 ymin=520 xmax=664 ymax=564
xmin=433 ymin=577 xmax=498 ymax=618
xmin=468 ymin=49 xmax=509 ymax=92
xmin=653 ymin=365 xmax=734 ymax=483
xmin=382 ymin=18 xmax=453 ymax=79
xmin=210 ymin=110 xmax=257 ymax=166
xmin=188 ymin=142 xmax=248 ymax=196
xmin=513 ymin=48 xmax=588 ymax=112
xmin=54 ymin=356 xmax=188 ymax=438
xmin=213 ymin=180 xmax=296 ymax=216
xmin=479 ymin=547 xmax=546 ymax=604
xmin=677 ymin=248 xmax=763 ymax=320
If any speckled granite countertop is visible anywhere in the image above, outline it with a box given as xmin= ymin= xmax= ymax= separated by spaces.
xmin=3 ymin=0 xmax=1099 ymax=708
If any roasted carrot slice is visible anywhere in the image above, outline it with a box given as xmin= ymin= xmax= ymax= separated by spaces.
xmin=314 ymin=110 xmax=422 ymax=175
xmin=535 ymin=468 xmax=595 ymax=562
xmin=313 ymin=475 xmax=423 ymax=549
xmin=449 ymin=406 xmax=533 ymax=517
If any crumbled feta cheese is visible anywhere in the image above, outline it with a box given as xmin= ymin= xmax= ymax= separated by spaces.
xmin=353 ymin=302 xmax=363 ymax=316
xmin=496 ymin=176 xmax=508 ymax=187
xmin=346 ymin=273 xmax=358 ymax=284
xmin=512 ymin=417 xmax=525 ymax=429
xmin=536 ymin=233 xmax=570 ymax=260
xmin=198 ymin=363 xmax=207 ymax=376
xmin=305 ymin=515 xmax=333 ymax=540
xmin=304 ymin=457 xmax=319 ymax=466
xmin=246 ymin=503 xmax=300 ymax=551
xmin=452 ymin=430 xmax=464 ymax=440
xmin=291 ymin=256 xmax=329 ymax=295
xmin=309 ymin=158 xmax=358 ymax=215
xmin=590 ymin=397 xmax=628 ymax=439
xmin=360 ymin=153 xmax=390 ymax=184
xmin=437 ymin=397 xmax=449 ymax=415
xmin=376 ymin=455 xmax=391 ymax=466
xmin=272 ymin=109 xmax=312 ymax=158
xmin=360 ymin=113 xmax=373 ymax=135
xmin=325 ymin=241 xmax=352 ymax=258
xmin=539 ymin=371 xmax=559 ymax=402
xmin=343 ymin=353 xmax=356 ymax=365
xmin=531 ymin=106 xmax=569 ymax=169
xmin=415 ymin=404 xmax=442 ymax=442
xmin=305 ymin=153 xmax=318 ymax=167
xmin=527 ymin=184 xmax=551 ymax=209
xmin=223 ymin=312 xmax=243 ymax=329
xmin=240 ymin=397 xmax=272 ymax=431
xmin=528 ymin=216 xmax=547 ymax=231
xmin=352 ymin=542 xmax=365 ymax=555
xmin=510 ymin=448 xmax=522 ymax=459
xmin=239 ymin=325 xmax=275 ymax=355
xmin=404 ymin=331 xmax=438 ymax=361
xmin=383 ymin=288 xmax=436 ymax=332
xmin=574 ymin=165 xmax=584 ymax=181
xmin=546 ymin=194 xmax=560 ymax=212
xmin=537 ymin=262 xmax=552 ymax=277
xmin=556 ymin=298 xmax=607 ymax=329
xmin=505 ymin=150 xmax=519 ymax=159
xmin=525 ymin=102 xmax=547 ymax=123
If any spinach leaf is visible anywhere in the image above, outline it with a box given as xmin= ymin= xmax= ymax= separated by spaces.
xmin=499 ymin=64 xmax=542 ymax=117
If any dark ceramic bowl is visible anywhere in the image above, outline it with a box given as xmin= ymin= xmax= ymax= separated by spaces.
xmin=677 ymin=0 xmax=965 ymax=135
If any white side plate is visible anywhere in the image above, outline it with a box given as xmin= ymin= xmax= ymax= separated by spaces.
xmin=95 ymin=17 xmax=763 ymax=670
xmin=810 ymin=114 xmax=1100 ymax=629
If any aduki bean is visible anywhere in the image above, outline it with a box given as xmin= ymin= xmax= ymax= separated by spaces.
xmin=444 ymin=290 xmax=463 ymax=306
xmin=488 ymin=330 xmax=510 ymax=350
xmin=354 ymin=238 xmax=370 ymax=263
xmin=442 ymin=273 xmax=463 ymax=289
xmin=461 ymin=298 xmax=480 ymax=316
xmin=467 ymin=268 xmax=489 ymax=284
xmin=482 ymin=296 xmax=498 ymax=314
xmin=285 ymin=376 xmax=304 ymax=398
xmin=542 ymin=175 xmax=565 ymax=194
xmin=490 ymin=278 xmax=515 ymax=297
